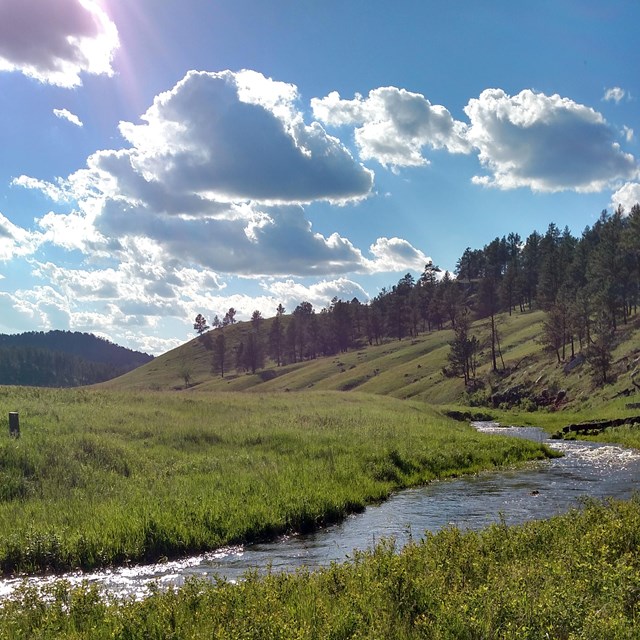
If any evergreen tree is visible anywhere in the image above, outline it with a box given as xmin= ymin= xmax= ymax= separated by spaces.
xmin=193 ymin=314 xmax=209 ymax=336
xmin=223 ymin=307 xmax=237 ymax=327
xmin=587 ymin=308 xmax=616 ymax=385
xmin=211 ymin=331 xmax=226 ymax=377
xmin=388 ymin=273 xmax=414 ymax=340
xmin=268 ymin=305 xmax=285 ymax=366
xmin=285 ymin=317 xmax=297 ymax=363
xmin=519 ymin=230 xmax=541 ymax=310
xmin=331 ymin=298 xmax=352 ymax=352
xmin=537 ymin=223 xmax=563 ymax=309
xmin=446 ymin=308 xmax=479 ymax=385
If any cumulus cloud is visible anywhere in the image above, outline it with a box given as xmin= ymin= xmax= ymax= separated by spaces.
xmin=53 ymin=108 xmax=83 ymax=127
xmin=603 ymin=87 xmax=626 ymax=103
xmin=0 ymin=286 xmax=71 ymax=333
xmin=312 ymin=87 xmax=470 ymax=168
xmin=0 ymin=0 xmax=119 ymax=88
xmin=16 ymin=241 xmax=228 ymax=353
xmin=0 ymin=283 xmax=180 ymax=355
xmin=19 ymin=70 xmax=389 ymax=278
xmin=465 ymin=88 xmax=638 ymax=192
xmin=0 ymin=212 xmax=42 ymax=261
xmin=32 ymin=238 xmax=224 ymax=313
xmin=264 ymin=277 xmax=369 ymax=310
xmin=118 ymin=70 xmax=373 ymax=204
xmin=12 ymin=175 xmax=71 ymax=202
xmin=366 ymin=237 xmax=431 ymax=273
xmin=610 ymin=182 xmax=640 ymax=212
xmin=36 ymin=210 xmax=106 ymax=253
xmin=92 ymin=199 xmax=368 ymax=277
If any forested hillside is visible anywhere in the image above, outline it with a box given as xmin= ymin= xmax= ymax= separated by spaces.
xmin=107 ymin=206 xmax=640 ymax=404
xmin=198 ymin=205 xmax=639 ymax=382
xmin=0 ymin=331 xmax=153 ymax=387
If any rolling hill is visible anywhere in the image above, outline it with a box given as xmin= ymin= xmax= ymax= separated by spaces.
xmin=100 ymin=309 xmax=640 ymax=415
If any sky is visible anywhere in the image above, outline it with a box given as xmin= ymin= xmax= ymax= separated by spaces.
xmin=0 ymin=0 xmax=639 ymax=355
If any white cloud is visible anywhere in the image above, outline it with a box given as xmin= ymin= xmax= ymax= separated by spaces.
xmin=32 ymin=237 xmax=224 ymax=314
xmin=118 ymin=70 xmax=373 ymax=204
xmin=263 ymin=277 xmax=369 ymax=311
xmin=465 ymin=88 xmax=638 ymax=192
xmin=10 ymin=246 xmax=228 ymax=353
xmin=36 ymin=210 xmax=106 ymax=253
xmin=53 ymin=108 xmax=83 ymax=127
xmin=93 ymin=200 xmax=369 ymax=277
xmin=18 ymin=70 xmax=385 ymax=278
xmin=312 ymin=87 xmax=470 ymax=168
xmin=0 ymin=286 xmax=71 ymax=333
xmin=623 ymin=126 xmax=634 ymax=143
xmin=0 ymin=291 xmax=47 ymax=333
xmin=11 ymin=175 xmax=71 ymax=202
xmin=365 ymin=237 xmax=430 ymax=273
xmin=0 ymin=0 xmax=119 ymax=88
xmin=603 ymin=87 xmax=626 ymax=103
xmin=610 ymin=182 xmax=640 ymax=213
xmin=0 ymin=212 xmax=42 ymax=261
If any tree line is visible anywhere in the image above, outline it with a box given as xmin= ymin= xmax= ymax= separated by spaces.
xmin=195 ymin=204 xmax=640 ymax=386
xmin=0 ymin=331 xmax=154 ymax=387
xmin=0 ymin=346 xmax=141 ymax=387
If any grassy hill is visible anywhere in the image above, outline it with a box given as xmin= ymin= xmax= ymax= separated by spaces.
xmin=101 ymin=309 xmax=640 ymax=418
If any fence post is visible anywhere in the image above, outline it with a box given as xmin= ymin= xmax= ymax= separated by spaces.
xmin=9 ymin=412 xmax=19 ymax=438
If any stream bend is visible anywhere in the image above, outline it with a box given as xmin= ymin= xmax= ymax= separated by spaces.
xmin=1 ymin=423 xmax=638 ymax=600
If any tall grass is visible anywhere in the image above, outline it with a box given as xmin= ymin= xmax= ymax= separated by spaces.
xmin=0 ymin=386 xmax=553 ymax=574
xmin=1 ymin=497 xmax=637 ymax=638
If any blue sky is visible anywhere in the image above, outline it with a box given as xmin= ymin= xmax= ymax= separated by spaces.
xmin=0 ymin=0 xmax=638 ymax=355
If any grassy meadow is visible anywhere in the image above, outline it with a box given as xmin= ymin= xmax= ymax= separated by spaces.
xmin=0 ymin=385 xmax=554 ymax=575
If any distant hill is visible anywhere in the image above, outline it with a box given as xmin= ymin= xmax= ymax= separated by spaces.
xmin=0 ymin=331 xmax=153 ymax=387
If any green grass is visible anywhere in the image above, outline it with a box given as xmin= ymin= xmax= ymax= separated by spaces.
xmin=1 ymin=496 xmax=638 ymax=638
xmin=0 ymin=386 xmax=554 ymax=575
xmin=102 ymin=309 xmax=640 ymax=425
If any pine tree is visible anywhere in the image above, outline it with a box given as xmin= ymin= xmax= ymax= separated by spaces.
xmin=211 ymin=331 xmax=226 ymax=377
xmin=446 ymin=309 xmax=479 ymax=385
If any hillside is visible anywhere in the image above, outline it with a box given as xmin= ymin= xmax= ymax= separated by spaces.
xmin=101 ymin=309 xmax=640 ymax=416
xmin=0 ymin=330 xmax=153 ymax=387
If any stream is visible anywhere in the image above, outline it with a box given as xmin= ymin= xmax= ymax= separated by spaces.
xmin=1 ymin=423 xmax=639 ymax=600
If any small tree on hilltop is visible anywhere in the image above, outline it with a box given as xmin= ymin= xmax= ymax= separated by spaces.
xmin=194 ymin=314 xmax=210 ymax=336
xmin=194 ymin=313 xmax=212 ymax=349
xmin=223 ymin=308 xmax=237 ymax=327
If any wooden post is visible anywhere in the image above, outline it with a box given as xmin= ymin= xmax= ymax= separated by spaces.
xmin=9 ymin=412 xmax=19 ymax=438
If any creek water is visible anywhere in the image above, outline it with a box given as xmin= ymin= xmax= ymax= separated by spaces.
xmin=1 ymin=423 xmax=639 ymax=600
